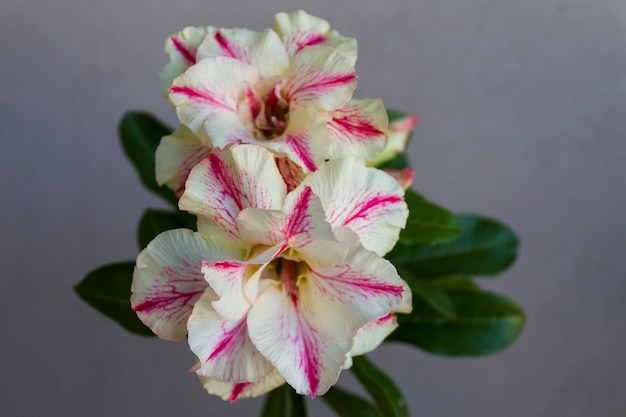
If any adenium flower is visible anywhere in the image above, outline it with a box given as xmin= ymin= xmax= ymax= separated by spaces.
xmin=131 ymin=145 xmax=411 ymax=399
xmin=368 ymin=113 xmax=418 ymax=168
xmin=155 ymin=10 xmax=388 ymax=195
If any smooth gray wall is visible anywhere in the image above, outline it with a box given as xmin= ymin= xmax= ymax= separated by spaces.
xmin=2 ymin=0 xmax=625 ymax=416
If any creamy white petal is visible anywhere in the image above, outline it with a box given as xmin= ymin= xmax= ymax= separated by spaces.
xmin=302 ymin=158 xmax=408 ymax=256
xmin=179 ymin=145 xmax=287 ymax=241
xmin=348 ymin=314 xmax=398 ymax=358
xmin=367 ymin=114 xmax=418 ymax=167
xmin=197 ymin=369 xmax=285 ymax=402
xmin=247 ymin=285 xmax=352 ymax=397
xmin=188 ymin=289 xmax=274 ymax=384
xmin=131 ymin=229 xmax=244 ymax=340
xmin=155 ymin=124 xmax=212 ymax=196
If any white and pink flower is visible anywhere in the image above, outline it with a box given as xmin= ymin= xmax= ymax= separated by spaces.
xmin=131 ymin=145 xmax=411 ymax=399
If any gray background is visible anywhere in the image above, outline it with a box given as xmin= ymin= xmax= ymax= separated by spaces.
xmin=2 ymin=0 xmax=625 ymax=416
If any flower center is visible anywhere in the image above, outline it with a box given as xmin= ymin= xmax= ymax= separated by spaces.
xmin=275 ymin=257 xmax=304 ymax=297
xmin=252 ymin=82 xmax=290 ymax=140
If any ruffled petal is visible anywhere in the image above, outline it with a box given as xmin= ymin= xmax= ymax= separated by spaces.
xmin=298 ymin=233 xmax=405 ymax=338
xmin=197 ymin=28 xmax=289 ymax=77
xmin=327 ymin=98 xmax=388 ymax=161
xmin=169 ymin=57 xmax=261 ymax=134
xmin=302 ymin=158 xmax=408 ymax=256
xmin=179 ymin=145 xmax=287 ymax=241
xmin=188 ymin=289 xmax=274 ymax=384
xmin=276 ymin=156 xmax=307 ymax=192
xmin=348 ymin=314 xmax=398 ymax=358
xmin=201 ymin=260 xmax=255 ymax=321
xmin=131 ymin=230 xmax=244 ymax=340
xmin=159 ymin=26 xmax=213 ymax=95
xmin=155 ymin=125 xmax=212 ymax=196
xmin=383 ymin=168 xmax=415 ymax=190
xmin=367 ymin=114 xmax=418 ymax=167
xmin=283 ymin=45 xmax=356 ymax=110
xmin=197 ymin=369 xmax=285 ymax=402
xmin=247 ymin=285 xmax=352 ymax=397
xmin=273 ymin=11 xmax=357 ymax=65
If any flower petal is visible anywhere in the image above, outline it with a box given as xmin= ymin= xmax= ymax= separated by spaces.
xmin=298 ymin=233 xmax=405 ymax=338
xmin=276 ymin=156 xmax=307 ymax=192
xmin=383 ymin=168 xmax=415 ymax=190
xmin=197 ymin=28 xmax=289 ymax=77
xmin=179 ymin=145 xmax=287 ymax=241
xmin=188 ymin=289 xmax=274 ymax=384
xmin=201 ymin=260 xmax=255 ymax=320
xmin=302 ymin=158 xmax=408 ymax=256
xmin=273 ymin=11 xmax=357 ymax=65
xmin=169 ymin=57 xmax=261 ymax=134
xmin=197 ymin=369 xmax=285 ymax=402
xmin=348 ymin=313 xmax=398 ymax=358
xmin=283 ymin=45 xmax=356 ymax=110
xmin=155 ymin=125 xmax=212 ymax=196
xmin=247 ymin=285 xmax=352 ymax=397
xmin=131 ymin=229 xmax=244 ymax=340
xmin=327 ymin=98 xmax=388 ymax=161
xmin=367 ymin=114 xmax=418 ymax=167
xmin=159 ymin=26 xmax=213 ymax=95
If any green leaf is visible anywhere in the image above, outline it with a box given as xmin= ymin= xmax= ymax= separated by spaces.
xmin=398 ymin=267 xmax=456 ymax=319
xmin=370 ymin=109 xmax=415 ymax=170
xmin=74 ymin=262 xmax=154 ymax=336
xmin=399 ymin=189 xmax=463 ymax=245
xmin=137 ymin=209 xmax=196 ymax=250
xmin=322 ymin=386 xmax=382 ymax=417
xmin=428 ymin=275 xmax=480 ymax=291
xmin=351 ymin=356 xmax=409 ymax=417
xmin=387 ymin=214 xmax=519 ymax=277
xmin=261 ymin=385 xmax=307 ymax=417
xmin=119 ymin=111 xmax=177 ymax=206
xmin=388 ymin=290 xmax=525 ymax=356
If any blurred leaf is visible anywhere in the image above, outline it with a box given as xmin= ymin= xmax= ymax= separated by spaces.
xmin=351 ymin=356 xmax=409 ymax=417
xmin=399 ymin=189 xmax=463 ymax=245
xmin=261 ymin=385 xmax=307 ymax=417
xmin=119 ymin=111 xmax=177 ymax=206
xmin=74 ymin=262 xmax=154 ymax=336
xmin=428 ymin=275 xmax=480 ymax=291
xmin=387 ymin=215 xmax=519 ymax=277
xmin=386 ymin=109 xmax=409 ymax=124
xmin=398 ymin=267 xmax=456 ymax=319
xmin=137 ymin=209 xmax=196 ymax=250
xmin=388 ymin=290 xmax=525 ymax=356
xmin=322 ymin=386 xmax=382 ymax=417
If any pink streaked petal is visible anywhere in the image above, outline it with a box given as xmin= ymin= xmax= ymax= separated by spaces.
xmin=169 ymin=57 xmax=261 ymax=134
xmin=327 ymin=98 xmax=388 ymax=161
xmin=348 ymin=314 xmax=398 ymax=359
xmin=367 ymin=114 xmax=418 ymax=167
xmin=283 ymin=45 xmax=356 ymax=110
xmin=247 ymin=286 xmax=352 ymax=397
xmin=201 ymin=260 xmax=254 ymax=320
xmin=299 ymin=237 xmax=405 ymax=338
xmin=302 ymin=157 xmax=408 ymax=256
xmin=179 ymin=145 xmax=287 ymax=241
xmin=273 ymin=11 xmax=357 ymax=65
xmin=276 ymin=156 xmax=307 ymax=192
xmin=159 ymin=26 xmax=214 ymax=95
xmin=281 ymin=186 xmax=347 ymax=267
xmin=155 ymin=125 xmax=212 ymax=196
xmin=188 ymin=289 xmax=274 ymax=384
xmin=131 ymin=230 xmax=245 ymax=341
xmin=198 ymin=369 xmax=285 ymax=402
xmin=383 ymin=168 xmax=415 ymax=190
xmin=237 ymin=208 xmax=286 ymax=248
xmin=203 ymin=111 xmax=260 ymax=150
xmin=197 ymin=28 xmax=289 ymax=77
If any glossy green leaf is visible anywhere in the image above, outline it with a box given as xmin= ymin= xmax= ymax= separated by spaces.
xmin=119 ymin=111 xmax=177 ymax=206
xmin=322 ymin=386 xmax=382 ymax=417
xmin=399 ymin=189 xmax=463 ymax=245
xmin=137 ymin=209 xmax=196 ymax=250
xmin=398 ymin=267 xmax=456 ymax=319
xmin=428 ymin=275 xmax=480 ymax=291
xmin=387 ymin=215 xmax=519 ymax=277
xmin=74 ymin=262 xmax=154 ymax=336
xmin=261 ymin=385 xmax=307 ymax=417
xmin=351 ymin=356 xmax=409 ymax=417
xmin=388 ymin=290 xmax=525 ymax=356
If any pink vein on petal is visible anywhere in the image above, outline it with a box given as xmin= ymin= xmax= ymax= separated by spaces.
xmin=330 ymin=114 xmax=383 ymax=141
xmin=207 ymin=320 xmax=247 ymax=361
xmin=170 ymin=36 xmax=196 ymax=64
xmin=169 ymin=86 xmax=234 ymax=111
xmin=292 ymin=32 xmax=325 ymax=53
xmin=230 ymin=382 xmax=252 ymax=402
xmin=283 ymin=187 xmax=313 ymax=238
xmin=214 ymin=31 xmax=239 ymax=59
xmin=286 ymin=134 xmax=316 ymax=172
xmin=309 ymin=265 xmax=404 ymax=300
xmin=343 ymin=195 xmax=403 ymax=226
xmin=209 ymin=152 xmax=244 ymax=211
xmin=291 ymin=297 xmax=321 ymax=396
